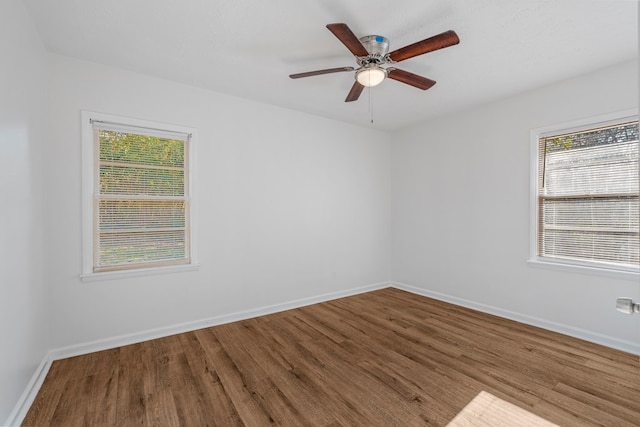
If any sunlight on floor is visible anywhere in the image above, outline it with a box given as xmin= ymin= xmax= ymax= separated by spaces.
xmin=447 ymin=391 xmax=558 ymax=427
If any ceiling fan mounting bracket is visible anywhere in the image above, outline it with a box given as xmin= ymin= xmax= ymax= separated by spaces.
xmin=356 ymin=35 xmax=391 ymax=66
xmin=356 ymin=55 xmax=386 ymax=67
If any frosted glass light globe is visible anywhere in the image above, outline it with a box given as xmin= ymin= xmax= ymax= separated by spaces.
xmin=356 ymin=67 xmax=386 ymax=87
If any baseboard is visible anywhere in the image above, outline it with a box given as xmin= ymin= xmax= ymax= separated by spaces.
xmin=48 ymin=281 xmax=390 ymax=360
xmin=391 ymin=281 xmax=640 ymax=355
xmin=4 ymin=356 xmax=52 ymax=427
xmin=7 ymin=281 xmax=390 ymax=426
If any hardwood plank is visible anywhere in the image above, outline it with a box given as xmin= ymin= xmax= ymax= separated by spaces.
xmin=142 ymin=337 xmax=181 ymax=426
xmin=183 ymin=330 xmax=244 ymax=426
xmin=113 ymin=343 xmax=148 ymax=425
xmin=202 ymin=326 xmax=276 ymax=426
xmin=23 ymin=288 xmax=640 ymax=426
xmin=552 ymin=382 xmax=640 ymax=425
xmin=48 ymin=377 xmax=90 ymax=426
xmin=534 ymin=387 xmax=637 ymax=427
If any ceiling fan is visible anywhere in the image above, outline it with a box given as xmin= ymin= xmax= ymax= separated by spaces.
xmin=289 ymin=23 xmax=460 ymax=102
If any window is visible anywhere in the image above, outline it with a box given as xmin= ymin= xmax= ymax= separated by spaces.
xmin=82 ymin=111 xmax=197 ymax=279
xmin=531 ymin=112 xmax=639 ymax=276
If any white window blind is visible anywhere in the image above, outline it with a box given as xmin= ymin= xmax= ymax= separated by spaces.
xmin=92 ymin=120 xmax=191 ymax=272
xmin=537 ymin=120 xmax=639 ymax=270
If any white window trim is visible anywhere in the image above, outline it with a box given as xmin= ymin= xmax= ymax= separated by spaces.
xmin=81 ymin=110 xmax=199 ymax=281
xmin=528 ymin=109 xmax=639 ymax=281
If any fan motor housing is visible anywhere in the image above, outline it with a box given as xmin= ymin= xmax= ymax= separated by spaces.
xmin=359 ymin=35 xmax=389 ymax=60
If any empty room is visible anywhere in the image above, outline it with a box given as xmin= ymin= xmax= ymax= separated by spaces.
xmin=2 ymin=0 xmax=639 ymax=425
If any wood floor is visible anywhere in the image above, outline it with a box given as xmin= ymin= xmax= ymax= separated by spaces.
xmin=23 ymin=288 xmax=640 ymax=426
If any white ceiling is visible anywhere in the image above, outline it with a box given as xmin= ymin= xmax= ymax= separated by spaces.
xmin=24 ymin=0 xmax=638 ymax=131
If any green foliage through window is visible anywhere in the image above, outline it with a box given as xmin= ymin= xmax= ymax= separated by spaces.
xmin=95 ymin=127 xmax=189 ymax=270
xmin=545 ymin=122 xmax=638 ymax=153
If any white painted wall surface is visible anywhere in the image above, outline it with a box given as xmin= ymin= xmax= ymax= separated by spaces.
xmin=0 ymin=0 xmax=49 ymax=423
xmin=44 ymin=54 xmax=392 ymax=348
xmin=391 ymin=60 xmax=639 ymax=349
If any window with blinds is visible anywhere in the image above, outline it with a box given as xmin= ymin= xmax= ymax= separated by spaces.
xmin=91 ymin=120 xmax=191 ymax=272
xmin=537 ymin=119 xmax=639 ymax=271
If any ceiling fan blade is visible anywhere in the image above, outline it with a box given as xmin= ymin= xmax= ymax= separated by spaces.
xmin=289 ymin=67 xmax=354 ymax=79
xmin=388 ymin=30 xmax=460 ymax=62
xmin=387 ymin=68 xmax=436 ymax=90
xmin=326 ymin=23 xmax=369 ymax=57
xmin=345 ymin=81 xmax=365 ymax=102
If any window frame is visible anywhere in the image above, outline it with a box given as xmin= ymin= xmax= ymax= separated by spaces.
xmin=81 ymin=111 xmax=198 ymax=281
xmin=528 ymin=109 xmax=639 ymax=280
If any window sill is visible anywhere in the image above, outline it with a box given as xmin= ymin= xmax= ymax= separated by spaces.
xmin=81 ymin=263 xmax=200 ymax=282
xmin=527 ymin=258 xmax=639 ymax=281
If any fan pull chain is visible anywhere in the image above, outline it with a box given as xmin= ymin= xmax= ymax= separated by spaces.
xmin=369 ymin=86 xmax=374 ymax=124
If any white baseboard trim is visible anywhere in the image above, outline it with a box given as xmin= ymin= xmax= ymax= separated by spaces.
xmin=48 ymin=281 xmax=390 ymax=361
xmin=391 ymin=281 xmax=640 ymax=356
xmin=4 ymin=356 xmax=52 ymax=427
xmin=7 ymin=281 xmax=390 ymax=426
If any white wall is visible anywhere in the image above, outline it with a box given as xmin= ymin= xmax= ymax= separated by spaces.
xmin=391 ymin=60 xmax=639 ymax=351
xmin=44 ymin=54 xmax=392 ymax=348
xmin=0 ymin=0 xmax=49 ymax=423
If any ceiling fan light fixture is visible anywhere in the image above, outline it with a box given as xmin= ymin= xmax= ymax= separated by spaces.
xmin=356 ymin=66 xmax=386 ymax=87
